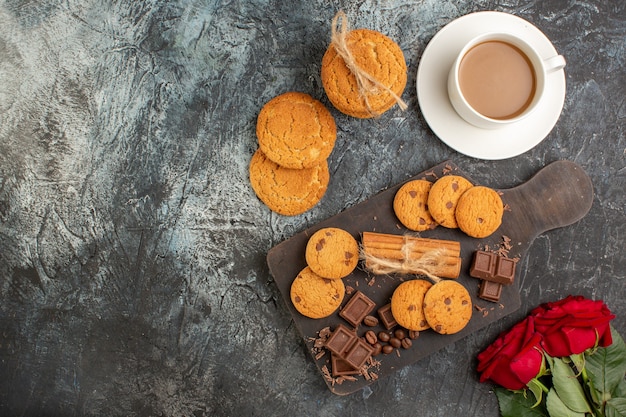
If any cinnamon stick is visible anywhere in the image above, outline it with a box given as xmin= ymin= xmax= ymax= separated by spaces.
xmin=361 ymin=232 xmax=462 ymax=279
xmin=363 ymin=253 xmax=461 ymax=279
xmin=362 ymin=232 xmax=460 ymax=253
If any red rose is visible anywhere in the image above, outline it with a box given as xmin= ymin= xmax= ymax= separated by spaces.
xmin=477 ymin=316 xmax=544 ymax=390
xmin=531 ymin=295 xmax=615 ymax=357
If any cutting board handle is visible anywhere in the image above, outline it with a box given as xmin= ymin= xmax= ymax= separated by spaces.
xmin=502 ymin=160 xmax=594 ymax=244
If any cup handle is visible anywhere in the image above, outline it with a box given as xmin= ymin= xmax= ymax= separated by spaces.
xmin=544 ymin=54 xmax=566 ymax=73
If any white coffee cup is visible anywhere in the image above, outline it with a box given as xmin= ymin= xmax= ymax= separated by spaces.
xmin=447 ymin=32 xmax=566 ymax=129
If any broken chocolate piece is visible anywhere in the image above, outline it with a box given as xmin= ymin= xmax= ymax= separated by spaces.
xmin=479 ymin=280 xmax=502 ymax=303
xmin=325 ymin=324 xmax=357 ymax=356
xmin=344 ymin=338 xmax=375 ymax=369
xmin=469 ymin=251 xmax=516 ymax=285
xmin=326 ymin=325 xmax=374 ymax=376
xmin=340 ymin=291 xmax=376 ymax=327
xmin=377 ymin=303 xmax=398 ymax=330
xmin=493 ymin=257 xmax=516 ymax=285
xmin=331 ymin=354 xmax=360 ymax=377
xmin=469 ymin=251 xmax=496 ymax=279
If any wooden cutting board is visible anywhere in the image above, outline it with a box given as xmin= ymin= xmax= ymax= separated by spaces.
xmin=267 ymin=160 xmax=593 ymax=395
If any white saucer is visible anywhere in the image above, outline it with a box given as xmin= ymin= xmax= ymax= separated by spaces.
xmin=416 ymin=11 xmax=566 ymax=160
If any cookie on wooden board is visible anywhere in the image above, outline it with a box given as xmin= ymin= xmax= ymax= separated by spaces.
xmin=305 ymin=227 xmax=359 ymax=279
xmin=422 ymin=280 xmax=472 ymax=335
xmin=427 ymin=175 xmax=473 ymax=228
xmin=390 ymin=279 xmax=433 ymax=331
xmin=290 ymin=266 xmax=345 ymax=319
xmin=393 ymin=179 xmax=438 ymax=231
xmin=455 ymin=186 xmax=504 ymax=238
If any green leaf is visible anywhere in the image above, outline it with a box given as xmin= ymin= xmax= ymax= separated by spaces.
xmin=605 ymin=397 xmax=626 ymax=417
xmin=614 ymin=378 xmax=626 ymax=398
xmin=586 ymin=326 xmax=626 ymax=399
xmin=546 ymin=388 xmax=586 ymax=417
xmin=583 ymin=371 xmax=603 ymax=410
xmin=551 ymin=357 xmax=592 ymax=413
xmin=495 ymin=387 xmax=549 ymax=417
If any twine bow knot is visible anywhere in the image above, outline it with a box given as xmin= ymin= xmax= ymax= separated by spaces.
xmin=330 ymin=11 xmax=408 ymax=116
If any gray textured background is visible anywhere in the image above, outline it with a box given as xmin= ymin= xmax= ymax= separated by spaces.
xmin=0 ymin=0 xmax=624 ymax=416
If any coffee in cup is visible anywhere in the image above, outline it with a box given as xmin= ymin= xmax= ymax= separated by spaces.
xmin=448 ymin=33 xmax=566 ymax=129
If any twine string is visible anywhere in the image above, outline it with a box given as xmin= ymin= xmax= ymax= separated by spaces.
xmin=330 ymin=11 xmax=408 ymax=115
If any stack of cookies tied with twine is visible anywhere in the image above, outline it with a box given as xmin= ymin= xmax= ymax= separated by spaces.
xmin=321 ymin=11 xmax=408 ymax=118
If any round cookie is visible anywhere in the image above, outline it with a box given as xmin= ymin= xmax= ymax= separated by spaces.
xmin=390 ymin=279 xmax=433 ymax=331
xmin=321 ymin=28 xmax=407 ymax=118
xmin=393 ymin=179 xmax=438 ymax=231
xmin=305 ymin=227 xmax=359 ymax=279
xmin=427 ymin=175 xmax=473 ymax=228
xmin=290 ymin=266 xmax=345 ymax=319
xmin=256 ymin=92 xmax=337 ymax=169
xmin=455 ymin=186 xmax=504 ymax=238
xmin=249 ymin=149 xmax=329 ymax=216
xmin=423 ymin=280 xmax=473 ymax=335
